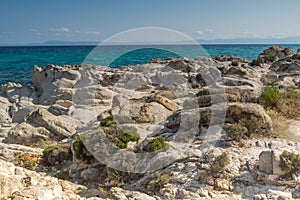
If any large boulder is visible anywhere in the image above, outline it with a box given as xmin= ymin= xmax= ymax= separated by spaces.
xmin=7 ymin=122 xmax=49 ymax=146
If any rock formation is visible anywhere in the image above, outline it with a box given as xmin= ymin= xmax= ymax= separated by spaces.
xmin=0 ymin=46 xmax=300 ymax=199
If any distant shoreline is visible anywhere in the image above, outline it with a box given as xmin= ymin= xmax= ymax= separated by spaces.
xmin=1 ymin=43 xmax=300 ymax=48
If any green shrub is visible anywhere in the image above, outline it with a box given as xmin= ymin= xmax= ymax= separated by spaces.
xmin=55 ymin=170 xmax=71 ymax=181
xmin=208 ymin=153 xmax=229 ymax=177
xmin=141 ymin=136 xmax=170 ymax=153
xmin=42 ymin=146 xmax=55 ymax=161
xmin=279 ymin=151 xmax=300 ymax=175
xmin=73 ymin=136 xmax=94 ymax=163
xmin=261 ymin=86 xmax=282 ymax=107
xmin=225 ymin=124 xmax=248 ymax=141
xmin=101 ymin=116 xmax=140 ymax=149
xmin=147 ymin=172 xmax=170 ymax=193
xmin=251 ymin=59 xmax=261 ymax=66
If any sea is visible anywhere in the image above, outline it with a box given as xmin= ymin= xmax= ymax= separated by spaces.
xmin=1 ymin=44 xmax=300 ymax=85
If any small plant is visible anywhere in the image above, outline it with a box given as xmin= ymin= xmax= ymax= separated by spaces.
xmin=73 ymin=136 xmax=94 ymax=163
xmin=100 ymin=115 xmax=116 ymax=127
xmin=141 ymin=136 xmax=170 ymax=153
xmin=54 ymin=170 xmax=71 ymax=181
xmin=147 ymin=172 xmax=170 ymax=193
xmin=225 ymin=123 xmax=248 ymax=141
xmin=23 ymin=160 xmax=37 ymax=170
xmin=101 ymin=116 xmax=140 ymax=149
xmin=279 ymin=151 xmax=300 ymax=176
xmin=42 ymin=145 xmax=55 ymax=161
xmin=17 ymin=154 xmax=39 ymax=170
xmin=208 ymin=153 xmax=229 ymax=177
xmin=261 ymin=86 xmax=282 ymax=107
xmin=251 ymin=59 xmax=261 ymax=66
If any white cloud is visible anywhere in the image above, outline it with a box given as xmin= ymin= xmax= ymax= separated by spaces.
xmin=50 ymin=27 xmax=71 ymax=33
xmin=75 ymin=30 xmax=101 ymax=35
xmin=85 ymin=31 xmax=101 ymax=35
xmin=195 ymin=29 xmax=214 ymax=37
xmin=3 ymin=31 xmax=14 ymax=34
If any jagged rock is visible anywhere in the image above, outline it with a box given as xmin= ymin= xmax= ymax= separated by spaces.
xmin=1 ymin=82 xmax=33 ymax=103
xmin=7 ymin=122 xmax=49 ymax=146
xmin=0 ymin=142 xmax=42 ymax=164
xmin=214 ymin=55 xmax=249 ymax=63
xmin=0 ymin=159 xmax=85 ymax=199
xmin=258 ymin=46 xmax=294 ymax=64
xmin=12 ymin=105 xmax=40 ymax=123
xmin=110 ymin=187 xmax=156 ymax=200
xmin=27 ymin=108 xmax=79 ymax=140
xmin=0 ymin=96 xmax=11 ymax=123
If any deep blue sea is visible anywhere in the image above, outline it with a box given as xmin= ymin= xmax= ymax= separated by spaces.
xmin=1 ymin=44 xmax=300 ymax=84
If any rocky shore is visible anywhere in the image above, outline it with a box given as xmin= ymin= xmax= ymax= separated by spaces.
xmin=1 ymin=46 xmax=300 ymax=199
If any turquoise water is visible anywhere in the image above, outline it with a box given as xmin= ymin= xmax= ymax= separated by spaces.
xmin=0 ymin=44 xmax=300 ymax=84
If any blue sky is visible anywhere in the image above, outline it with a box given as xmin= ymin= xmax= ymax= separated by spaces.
xmin=1 ymin=0 xmax=300 ymax=44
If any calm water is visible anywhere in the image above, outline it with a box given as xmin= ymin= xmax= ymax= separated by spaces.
xmin=1 ymin=44 xmax=300 ymax=84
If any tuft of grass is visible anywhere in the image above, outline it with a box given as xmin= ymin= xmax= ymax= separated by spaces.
xmin=280 ymin=151 xmax=300 ymax=176
xmin=261 ymin=86 xmax=282 ymax=108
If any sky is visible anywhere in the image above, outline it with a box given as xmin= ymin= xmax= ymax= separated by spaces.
xmin=1 ymin=0 xmax=300 ymax=44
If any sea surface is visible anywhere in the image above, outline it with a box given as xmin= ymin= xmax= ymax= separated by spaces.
xmin=1 ymin=44 xmax=300 ymax=84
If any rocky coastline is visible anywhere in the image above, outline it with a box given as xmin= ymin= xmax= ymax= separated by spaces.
xmin=1 ymin=46 xmax=300 ymax=199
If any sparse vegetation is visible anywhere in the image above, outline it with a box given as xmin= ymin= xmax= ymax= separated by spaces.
xmin=251 ymin=59 xmax=261 ymax=66
xmin=276 ymin=87 xmax=300 ymax=118
xmin=73 ymin=135 xmax=94 ymax=163
xmin=54 ymin=170 xmax=71 ymax=181
xmin=240 ymin=115 xmax=268 ymax=136
xmin=225 ymin=123 xmax=248 ymax=141
xmin=101 ymin=116 xmax=140 ymax=149
xmin=261 ymin=86 xmax=300 ymax=119
xmin=279 ymin=151 xmax=300 ymax=176
xmin=139 ymin=136 xmax=170 ymax=153
xmin=146 ymin=172 xmax=170 ymax=193
xmin=17 ymin=154 xmax=39 ymax=170
xmin=42 ymin=145 xmax=55 ymax=162
xmin=1 ymin=195 xmax=15 ymax=200
xmin=208 ymin=153 xmax=229 ymax=177
xmin=261 ymin=86 xmax=282 ymax=107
